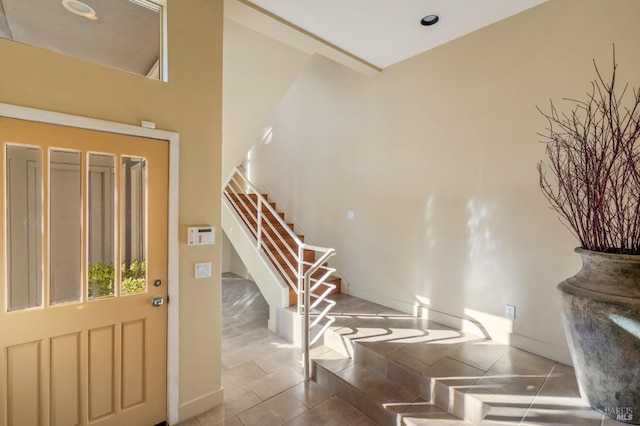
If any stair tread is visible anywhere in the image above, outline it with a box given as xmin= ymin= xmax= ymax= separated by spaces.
xmin=314 ymin=343 xmax=485 ymax=425
xmin=316 ymin=314 xmax=568 ymax=426
xmin=313 ymin=350 xmax=458 ymax=425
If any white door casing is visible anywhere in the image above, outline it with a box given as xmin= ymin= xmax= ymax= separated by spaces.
xmin=0 ymin=104 xmax=180 ymax=425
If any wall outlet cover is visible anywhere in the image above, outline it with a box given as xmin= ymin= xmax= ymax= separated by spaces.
xmin=505 ymin=304 xmax=516 ymax=320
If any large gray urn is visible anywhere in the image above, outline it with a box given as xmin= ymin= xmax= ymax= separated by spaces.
xmin=558 ymin=248 xmax=640 ymax=424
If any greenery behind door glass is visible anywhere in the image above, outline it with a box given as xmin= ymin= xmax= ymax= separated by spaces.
xmin=88 ymin=260 xmax=146 ymax=297
xmin=87 ymin=154 xmax=147 ymax=298
xmin=120 ymin=156 xmax=147 ymax=294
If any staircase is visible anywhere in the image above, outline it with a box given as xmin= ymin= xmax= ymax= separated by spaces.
xmin=226 ymin=193 xmax=341 ymax=306
xmin=311 ymin=299 xmax=569 ymax=426
xmin=222 ymin=167 xmax=342 ymax=377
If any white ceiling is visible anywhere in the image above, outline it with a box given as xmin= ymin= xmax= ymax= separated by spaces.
xmin=244 ymin=0 xmax=548 ymax=69
xmin=1 ymin=0 xmax=549 ymax=76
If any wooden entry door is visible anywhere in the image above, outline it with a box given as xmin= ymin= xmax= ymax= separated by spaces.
xmin=0 ymin=118 xmax=169 ymax=426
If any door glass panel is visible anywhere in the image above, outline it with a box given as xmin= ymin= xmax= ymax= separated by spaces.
xmin=121 ymin=156 xmax=146 ymax=294
xmin=50 ymin=150 xmax=82 ymax=305
xmin=6 ymin=145 xmax=43 ymax=311
xmin=88 ymin=154 xmax=116 ymax=299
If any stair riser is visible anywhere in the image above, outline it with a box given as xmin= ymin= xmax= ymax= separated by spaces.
xmin=446 ymin=388 xmax=488 ymax=425
xmin=262 ymin=238 xmax=304 ymax=253
xmin=226 ymin=192 xmax=267 ymax=202
xmin=243 ymin=214 xmax=288 ymax=227
xmin=313 ymin=362 xmax=397 ymax=426
xmin=269 ymin=250 xmax=316 ymax=264
xmin=229 ymin=196 xmax=297 ymax=240
xmin=321 ymin=333 xmax=490 ymax=425
xmin=233 ymin=193 xmax=267 ymax=202
xmin=356 ymin=344 xmax=425 ymax=400
xmin=250 ymin=223 xmax=295 ymax=236
xmin=228 ymin=197 xmax=277 ymax=213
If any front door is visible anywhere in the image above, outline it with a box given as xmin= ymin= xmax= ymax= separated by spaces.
xmin=0 ymin=118 xmax=169 ymax=426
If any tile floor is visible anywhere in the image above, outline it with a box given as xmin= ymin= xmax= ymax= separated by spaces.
xmin=177 ymin=274 xmax=628 ymax=426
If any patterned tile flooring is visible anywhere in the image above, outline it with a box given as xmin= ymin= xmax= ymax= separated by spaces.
xmin=177 ymin=274 xmax=627 ymax=426
xmin=176 ymin=273 xmax=373 ymax=426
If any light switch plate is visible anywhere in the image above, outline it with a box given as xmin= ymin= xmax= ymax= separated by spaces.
xmin=195 ymin=262 xmax=212 ymax=279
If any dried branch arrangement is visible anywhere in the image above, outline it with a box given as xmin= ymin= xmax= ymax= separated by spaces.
xmin=537 ymin=49 xmax=640 ymax=254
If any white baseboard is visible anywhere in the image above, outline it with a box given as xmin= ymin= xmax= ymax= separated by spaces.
xmin=509 ymin=332 xmax=573 ymax=366
xmin=346 ymin=286 xmax=415 ymax=315
xmin=425 ymin=307 xmax=572 ymax=365
xmin=177 ymin=387 xmax=224 ymax=424
xmin=346 ymin=285 xmax=572 ymax=365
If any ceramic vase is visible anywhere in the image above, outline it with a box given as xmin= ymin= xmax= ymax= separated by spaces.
xmin=558 ymin=248 xmax=640 ymax=424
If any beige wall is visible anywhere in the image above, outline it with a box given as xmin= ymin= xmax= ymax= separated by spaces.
xmin=222 ymin=18 xmax=309 ymax=180
xmin=0 ymin=0 xmax=223 ymax=421
xmin=243 ymin=0 xmax=640 ymax=362
xmin=221 ymin=18 xmax=309 ymax=285
xmin=221 ymin=232 xmax=250 ymax=278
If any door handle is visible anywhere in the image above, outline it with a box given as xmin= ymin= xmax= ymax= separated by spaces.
xmin=151 ymin=296 xmax=164 ymax=307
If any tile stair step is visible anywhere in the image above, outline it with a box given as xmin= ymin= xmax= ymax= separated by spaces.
xmin=317 ymin=327 xmax=569 ymax=426
xmin=312 ymin=347 xmax=461 ymax=426
xmin=317 ymin=329 xmax=486 ymax=424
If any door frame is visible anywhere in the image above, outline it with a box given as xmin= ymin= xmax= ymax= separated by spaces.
xmin=0 ymin=103 xmax=180 ymax=425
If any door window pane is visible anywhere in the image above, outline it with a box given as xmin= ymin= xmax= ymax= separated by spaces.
xmin=121 ymin=157 xmax=146 ymax=294
xmin=50 ymin=150 xmax=82 ymax=305
xmin=88 ymin=154 xmax=116 ymax=299
xmin=6 ymin=145 xmax=43 ymax=311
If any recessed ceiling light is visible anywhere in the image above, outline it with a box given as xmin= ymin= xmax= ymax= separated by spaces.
xmin=62 ymin=0 xmax=98 ymax=20
xmin=420 ymin=15 xmax=439 ymax=26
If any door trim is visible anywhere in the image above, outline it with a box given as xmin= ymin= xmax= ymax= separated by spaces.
xmin=0 ymin=103 xmax=180 ymax=425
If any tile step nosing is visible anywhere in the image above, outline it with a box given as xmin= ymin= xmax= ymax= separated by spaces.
xmin=318 ymin=331 xmax=491 ymax=425
xmin=312 ymin=360 xmax=405 ymax=426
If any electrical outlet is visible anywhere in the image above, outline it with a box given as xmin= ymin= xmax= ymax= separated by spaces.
xmin=505 ymin=304 xmax=516 ymax=320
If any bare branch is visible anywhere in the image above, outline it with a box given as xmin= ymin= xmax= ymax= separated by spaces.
xmin=537 ymin=47 xmax=640 ymax=254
